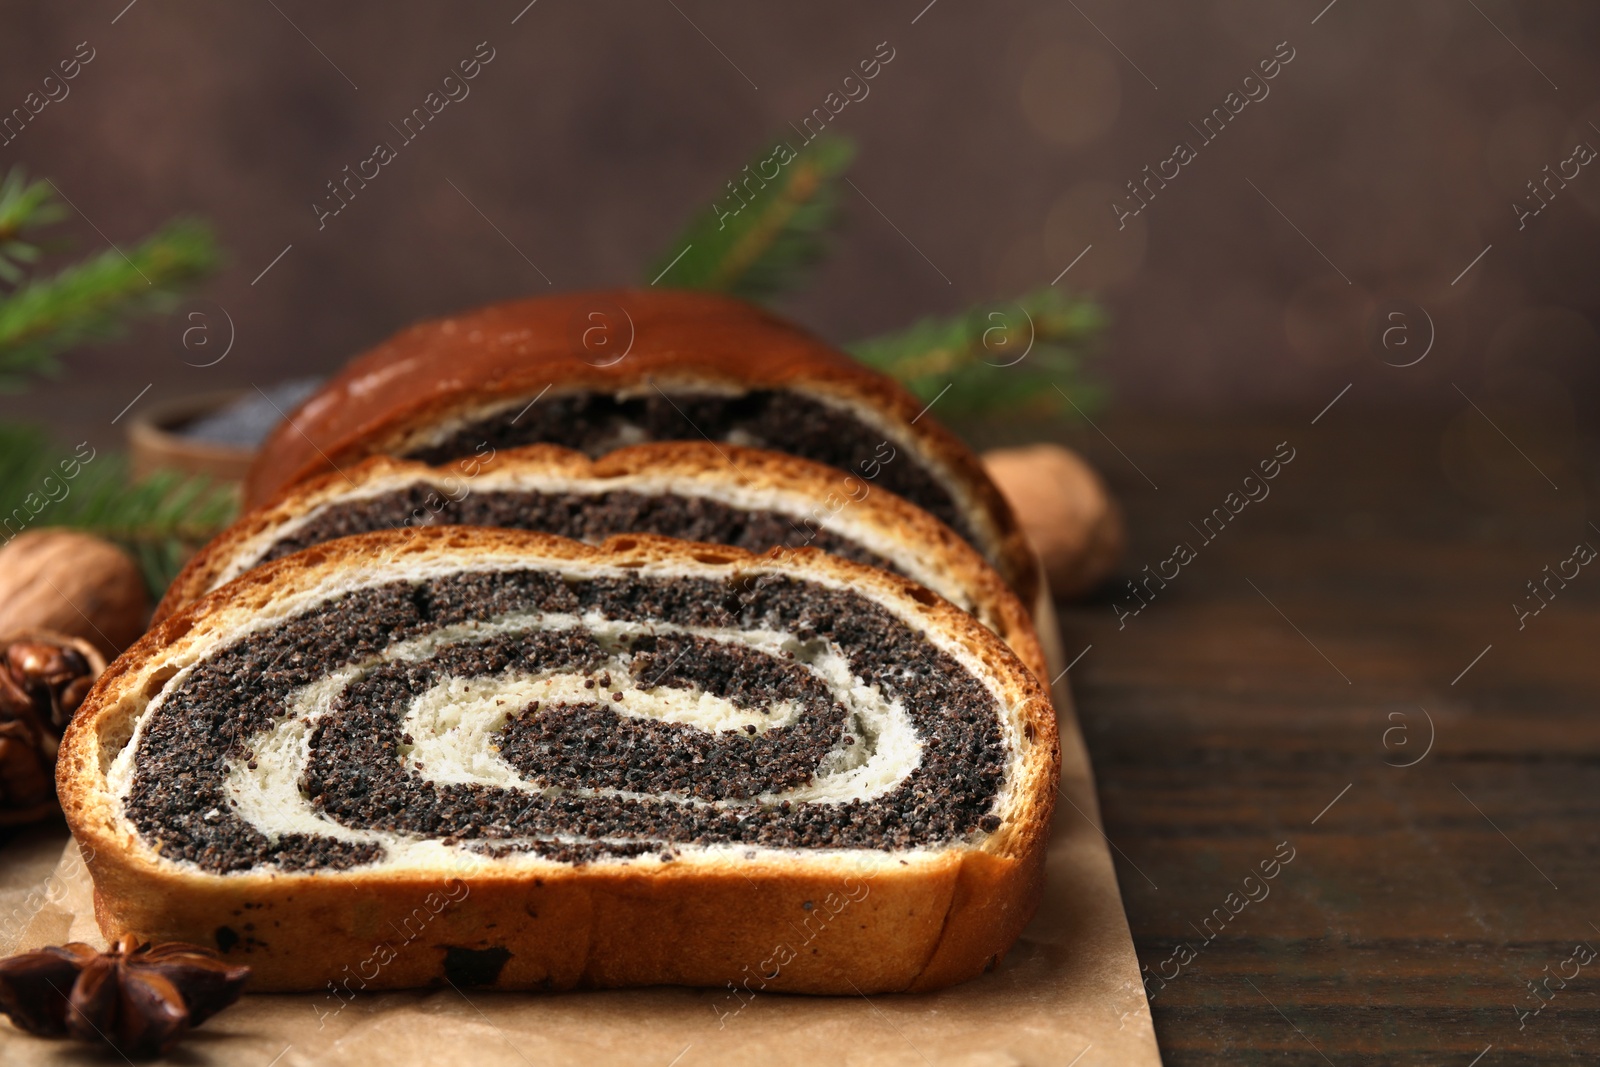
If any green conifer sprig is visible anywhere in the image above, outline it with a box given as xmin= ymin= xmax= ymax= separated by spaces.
xmin=0 ymin=423 xmax=237 ymax=595
xmin=648 ymin=135 xmax=1107 ymax=418
xmin=0 ymin=424 xmax=53 ymax=513
xmin=68 ymin=463 xmax=238 ymax=595
xmin=0 ymin=164 xmax=229 ymax=595
xmin=0 ymin=211 xmax=219 ymax=388
xmin=0 ymin=168 xmax=67 ymax=285
xmin=645 ymin=135 xmax=856 ymax=301
xmin=846 ymin=288 xmax=1107 ymax=417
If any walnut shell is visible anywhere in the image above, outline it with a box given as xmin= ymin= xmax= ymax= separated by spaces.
xmin=0 ymin=629 xmax=105 ymax=825
xmin=982 ymin=444 xmax=1125 ymax=600
xmin=0 ymin=530 xmax=150 ymax=658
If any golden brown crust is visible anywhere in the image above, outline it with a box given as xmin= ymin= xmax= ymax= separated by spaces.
xmin=59 ymin=528 xmax=1058 ymax=994
xmin=240 ymin=289 xmax=1038 ymax=604
xmin=160 ymin=441 xmax=1046 ymax=683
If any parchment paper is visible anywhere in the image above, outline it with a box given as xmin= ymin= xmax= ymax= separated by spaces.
xmin=0 ymin=594 xmax=1161 ymax=1066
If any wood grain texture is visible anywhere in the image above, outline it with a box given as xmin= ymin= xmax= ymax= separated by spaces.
xmin=5 ymin=407 xmax=1594 ymax=1064
xmin=1039 ymin=411 xmax=1600 ymax=1066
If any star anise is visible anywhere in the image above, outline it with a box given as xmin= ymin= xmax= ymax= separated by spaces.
xmin=0 ymin=938 xmax=250 ymax=1058
xmin=0 ymin=632 xmax=103 ymax=825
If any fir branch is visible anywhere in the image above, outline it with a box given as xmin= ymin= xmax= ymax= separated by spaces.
xmin=60 ymin=461 xmax=238 ymax=594
xmin=0 ymin=168 xmax=66 ymax=285
xmin=0 ymin=216 xmax=220 ymax=388
xmin=646 ymin=134 xmax=856 ymax=301
xmin=0 ymin=427 xmax=237 ymax=595
xmin=0 ymin=423 xmax=54 ymax=515
xmin=847 ymin=288 xmax=1108 ymax=418
xmin=0 ymin=166 xmax=232 ymax=593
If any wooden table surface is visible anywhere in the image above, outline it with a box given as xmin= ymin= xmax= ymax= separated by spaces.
xmin=3 ymin=404 xmax=1595 ymax=1065
xmin=1030 ymin=410 xmax=1600 ymax=1066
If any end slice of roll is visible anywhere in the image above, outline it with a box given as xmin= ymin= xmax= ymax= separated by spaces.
xmin=59 ymin=529 xmax=1058 ymax=994
xmin=241 ymin=289 xmax=1039 ymax=604
xmin=159 ymin=442 xmax=1045 ymax=681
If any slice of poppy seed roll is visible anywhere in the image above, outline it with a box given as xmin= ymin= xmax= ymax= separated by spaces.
xmin=158 ymin=442 xmax=1045 ymax=682
xmin=241 ymin=288 xmax=1039 ymax=605
xmin=60 ymin=529 xmax=1059 ymax=994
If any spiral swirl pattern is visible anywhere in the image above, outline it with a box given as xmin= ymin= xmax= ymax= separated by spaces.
xmin=112 ymin=566 xmax=1012 ymax=873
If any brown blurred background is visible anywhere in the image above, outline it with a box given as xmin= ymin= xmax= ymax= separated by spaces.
xmin=4 ymin=8 xmax=1600 ymax=1059
xmin=1 ymin=0 xmax=1597 ymax=461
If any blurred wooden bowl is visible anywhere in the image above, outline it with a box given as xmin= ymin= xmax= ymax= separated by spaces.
xmin=126 ymin=389 xmax=256 ymax=483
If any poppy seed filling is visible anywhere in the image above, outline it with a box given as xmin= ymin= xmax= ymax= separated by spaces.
xmin=120 ymin=568 xmax=1009 ymax=873
xmin=258 ymin=487 xmax=895 ymax=575
xmin=401 ymin=389 xmax=977 ymax=547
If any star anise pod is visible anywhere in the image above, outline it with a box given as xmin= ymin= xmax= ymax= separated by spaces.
xmin=0 ymin=938 xmax=250 ymax=1058
xmin=0 ymin=631 xmax=103 ymax=825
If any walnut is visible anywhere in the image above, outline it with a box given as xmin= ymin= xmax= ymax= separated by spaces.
xmin=0 ymin=631 xmax=104 ymax=825
xmin=982 ymin=444 xmax=1125 ymax=599
xmin=0 ymin=529 xmax=151 ymax=659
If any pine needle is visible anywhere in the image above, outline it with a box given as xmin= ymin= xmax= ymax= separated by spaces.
xmin=0 ymin=165 xmax=232 ymax=593
xmin=642 ymin=138 xmax=1112 ymax=415
xmin=646 ymin=134 xmax=856 ymax=301
xmin=0 ymin=168 xmax=66 ymax=285
xmin=65 ymin=462 xmax=237 ymax=594
xmin=0 ymin=217 xmax=219 ymax=388
xmin=0 ymin=426 xmax=237 ymax=595
xmin=0 ymin=424 xmax=54 ymax=517
xmin=846 ymin=288 xmax=1108 ymax=419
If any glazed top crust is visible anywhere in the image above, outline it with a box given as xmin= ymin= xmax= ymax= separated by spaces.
xmin=241 ymin=289 xmax=1037 ymax=604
